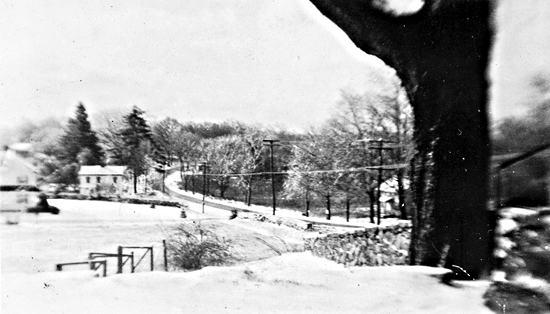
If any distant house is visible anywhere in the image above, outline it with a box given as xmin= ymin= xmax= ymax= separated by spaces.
xmin=78 ymin=165 xmax=126 ymax=196
xmin=379 ymin=176 xmax=410 ymax=216
xmin=0 ymin=146 xmax=38 ymax=187
xmin=0 ymin=145 xmax=40 ymax=221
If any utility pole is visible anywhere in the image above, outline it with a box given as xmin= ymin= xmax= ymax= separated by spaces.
xmin=368 ymin=139 xmax=395 ymax=225
xmin=162 ymin=163 xmax=166 ymax=194
xmin=305 ymin=187 xmax=310 ymax=217
xmin=326 ymin=194 xmax=331 ymax=220
xmin=263 ymin=139 xmax=280 ymax=215
xmin=199 ymin=161 xmax=209 ymax=214
xmin=191 ymin=164 xmax=195 ymax=194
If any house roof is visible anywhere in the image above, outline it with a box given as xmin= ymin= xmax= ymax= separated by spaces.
xmin=0 ymin=148 xmax=38 ymax=186
xmin=9 ymin=142 xmax=33 ymax=153
xmin=78 ymin=165 xmax=126 ymax=176
xmin=380 ymin=177 xmax=410 ymax=193
xmin=0 ymin=149 xmax=36 ymax=173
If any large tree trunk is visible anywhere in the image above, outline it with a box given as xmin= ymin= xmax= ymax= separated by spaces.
xmin=409 ymin=140 xmax=436 ymax=266
xmin=309 ymin=0 xmax=494 ymax=279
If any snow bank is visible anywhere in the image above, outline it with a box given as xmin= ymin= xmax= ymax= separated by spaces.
xmin=2 ymin=252 xmax=492 ymax=314
xmin=2 ymin=199 xmax=493 ymax=314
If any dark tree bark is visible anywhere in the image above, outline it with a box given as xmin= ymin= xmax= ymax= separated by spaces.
xmin=309 ymin=0 xmax=494 ymax=279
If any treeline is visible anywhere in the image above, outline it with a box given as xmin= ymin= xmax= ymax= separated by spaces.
xmin=10 ymin=78 xmax=415 ymax=218
xmin=152 ymin=86 xmax=414 ymax=220
xmin=492 ymin=75 xmax=550 ymax=207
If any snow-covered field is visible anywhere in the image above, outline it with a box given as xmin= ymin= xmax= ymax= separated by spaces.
xmin=1 ymin=199 xmax=493 ymax=314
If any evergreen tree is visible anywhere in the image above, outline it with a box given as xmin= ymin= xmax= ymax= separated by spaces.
xmin=120 ymin=106 xmax=152 ymax=193
xmin=59 ymin=102 xmax=104 ymax=165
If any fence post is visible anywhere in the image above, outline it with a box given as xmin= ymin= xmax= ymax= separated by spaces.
xmin=131 ymin=252 xmax=135 ymax=273
xmin=88 ymin=253 xmax=94 ymax=270
xmin=117 ymin=246 xmax=123 ymax=274
xmin=103 ymin=260 xmax=107 ymax=277
xmin=163 ymin=240 xmax=168 ymax=271
xmin=150 ymin=247 xmax=154 ymax=271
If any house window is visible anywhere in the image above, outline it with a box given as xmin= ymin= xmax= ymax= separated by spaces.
xmin=113 ymin=177 xmax=117 ymax=184
xmin=86 ymin=177 xmax=90 ymax=184
xmin=97 ymin=177 xmax=101 ymax=183
xmin=16 ymin=193 xmax=28 ymax=204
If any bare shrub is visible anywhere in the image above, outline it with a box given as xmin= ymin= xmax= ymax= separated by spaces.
xmin=167 ymin=223 xmax=234 ymax=271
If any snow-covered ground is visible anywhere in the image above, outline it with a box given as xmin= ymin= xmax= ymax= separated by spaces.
xmin=1 ymin=199 xmax=493 ymax=314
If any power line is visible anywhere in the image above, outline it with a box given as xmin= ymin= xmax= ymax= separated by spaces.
xmin=284 ymin=142 xmax=411 ymax=149
xmin=184 ymin=163 xmax=408 ymax=178
xmin=279 ymin=140 xmax=411 ymax=147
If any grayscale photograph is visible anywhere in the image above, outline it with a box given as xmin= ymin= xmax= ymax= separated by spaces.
xmin=1 ymin=0 xmax=550 ymax=313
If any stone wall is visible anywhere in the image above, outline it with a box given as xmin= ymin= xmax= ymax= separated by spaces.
xmin=246 ymin=214 xmax=311 ymax=230
xmin=484 ymin=207 xmax=550 ymax=313
xmin=495 ymin=207 xmax=550 ymax=282
xmin=306 ymin=223 xmax=411 ymax=267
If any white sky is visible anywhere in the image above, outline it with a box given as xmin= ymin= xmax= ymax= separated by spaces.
xmin=0 ymin=0 xmax=549 ymax=132
xmin=490 ymin=0 xmax=550 ymax=119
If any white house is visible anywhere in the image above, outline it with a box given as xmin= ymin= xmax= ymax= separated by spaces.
xmin=0 ymin=146 xmax=38 ymax=187
xmin=379 ymin=176 xmax=410 ymax=215
xmin=0 ymin=145 xmax=40 ymax=222
xmin=78 ymin=165 xmax=126 ymax=196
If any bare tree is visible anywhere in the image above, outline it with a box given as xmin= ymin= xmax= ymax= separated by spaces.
xmin=202 ymin=135 xmax=247 ymax=199
xmin=284 ymin=127 xmax=345 ymax=220
xmin=236 ymin=126 xmax=267 ymax=206
xmin=327 ymin=84 xmax=414 ymax=220
xmin=364 ymin=76 xmax=414 ymax=219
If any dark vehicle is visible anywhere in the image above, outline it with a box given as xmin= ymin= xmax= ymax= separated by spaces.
xmin=26 ymin=193 xmax=60 ymax=215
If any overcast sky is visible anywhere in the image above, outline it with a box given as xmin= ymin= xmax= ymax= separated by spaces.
xmin=1 ymin=0 xmax=549 ymax=133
